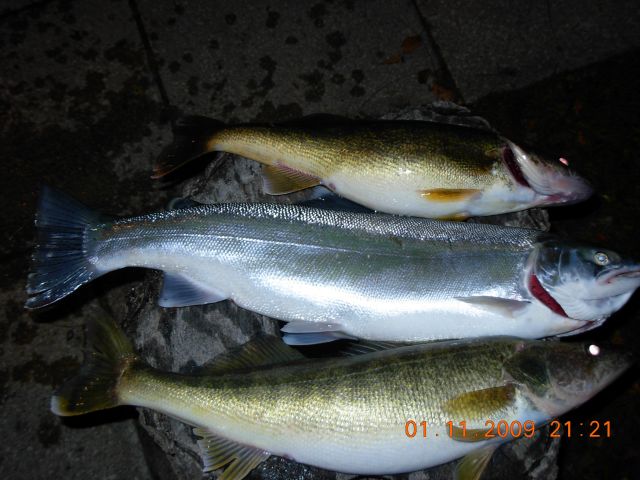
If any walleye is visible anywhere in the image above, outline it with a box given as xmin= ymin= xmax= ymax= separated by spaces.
xmin=26 ymin=187 xmax=640 ymax=344
xmin=52 ymin=316 xmax=632 ymax=479
xmin=153 ymin=116 xmax=593 ymax=219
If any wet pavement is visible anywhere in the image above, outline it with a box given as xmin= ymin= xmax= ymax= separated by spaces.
xmin=1 ymin=0 xmax=639 ymax=479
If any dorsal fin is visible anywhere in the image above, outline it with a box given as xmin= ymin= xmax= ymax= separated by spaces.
xmin=338 ymin=340 xmax=414 ymax=356
xmin=201 ymin=335 xmax=305 ymax=374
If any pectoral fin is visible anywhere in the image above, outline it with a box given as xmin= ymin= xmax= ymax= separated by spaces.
xmin=455 ymin=445 xmax=498 ymax=480
xmin=455 ymin=296 xmax=530 ymax=318
xmin=450 ymin=425 xmax=493 ymax=443
xmin=262 ymin=164 xmax=320 ymax=195
xmin=158 ymin=273 xmax=228 ymax=307
xmin=444 ymin=385 xmax=516 ymax=423
xmin=420 ymin=188 xmax=481 ymax=202
xmin=194 ymin=427 xmax=270 ymax=479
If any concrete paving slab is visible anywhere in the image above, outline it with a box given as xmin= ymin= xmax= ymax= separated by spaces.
xmin=0 ymin=289 xmax=153 ymax=480
xmin=1 ymin=0 xmax=167 ymax=478
xmin=0 ymin=0 xmax=47 ymax=17
xmin=137 ymin=0 xmax=441 ymax=121
xmin=415 ymin=0 xmax=640 ymax=102
xmin=0 ymin=0 xmax=171 ymax=282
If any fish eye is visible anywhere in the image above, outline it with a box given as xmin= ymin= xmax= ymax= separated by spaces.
xmin=594 ymin=252 xmax=610 ymax=266
xmin=588 ymin=344 xmax=601 ymax=356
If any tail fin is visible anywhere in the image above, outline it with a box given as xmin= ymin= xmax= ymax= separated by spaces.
xmin=25 ymin=186 xmax=105 ymax=309
xmin=51 ymin=317 xmax=136 ymax=416
xmin=153 ymin=116 xmax=225 ymax=178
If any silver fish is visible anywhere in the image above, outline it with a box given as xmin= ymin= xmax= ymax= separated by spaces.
xmin=26 ymin=187 xmax=640 ymax=343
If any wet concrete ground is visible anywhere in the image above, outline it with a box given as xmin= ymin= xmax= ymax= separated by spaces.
xmin=1 ymin=0 xmax=639 ymax=479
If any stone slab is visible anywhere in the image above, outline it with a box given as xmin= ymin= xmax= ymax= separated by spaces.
xmin=415 ymin=0 xmax=640 ymax=102
xmin=137 ymin=0 xmax=442 ymax=122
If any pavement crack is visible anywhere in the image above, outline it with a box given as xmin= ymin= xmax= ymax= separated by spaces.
xmin=128 ymin=0 xmax=172 ymax=109
xmin=410 ymin=0 xmax=464 ymax=104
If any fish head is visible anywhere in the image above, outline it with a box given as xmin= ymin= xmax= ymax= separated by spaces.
xmin=504 ymin=141 xmax=593 ymax=205
xmin=531 ymin=240 xmax=640 ymax=324
xmin=504 ymin=340 xmax=632 ymax=416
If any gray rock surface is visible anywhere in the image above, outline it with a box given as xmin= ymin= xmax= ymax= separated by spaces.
xmin=0 ymin=289 xmax=153 ymax=480
xmin=120 ymin=107 xmax=558 ymax=479
xmin=1 ymin=0 xmax=165 ymax=478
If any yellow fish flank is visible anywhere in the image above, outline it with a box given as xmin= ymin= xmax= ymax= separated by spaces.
xmin=154 ymin=117 xmax=593 ymax=219
xmin=52 ymin=317 xmax=630 ymax=480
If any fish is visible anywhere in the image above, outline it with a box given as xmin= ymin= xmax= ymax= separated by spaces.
xmin=51 ymin=316 xmax=632 ymax=480
xmin=152 ymin=116 xmax=593 ymax=219
xmin=25 ymin=187 xmax=640 ymax=344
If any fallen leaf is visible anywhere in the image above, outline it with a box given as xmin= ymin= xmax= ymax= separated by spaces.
xmin=382 ymin=53 xmax=403 ymax=65
xmin=577 ymin=130 xmax=587 ymax=145
xmin=401 ymin=35 xmax=422 ymax=54
xmin=431 ymin=82 xmax=456 ymax=101
xmin=573 ymin=99 xmax=583 ymax=115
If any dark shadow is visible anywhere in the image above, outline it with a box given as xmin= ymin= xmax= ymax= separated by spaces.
xmin=60 ymin=406 xmax=139 ymax=429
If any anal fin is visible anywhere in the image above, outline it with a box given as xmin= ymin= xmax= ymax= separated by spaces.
xmin=262 ymin=164 xmax=320 ymax=195
xmin=194 ymin=427 xmax=270 ymax=479
xmin=282 ymin=331 xmax=356 ymax=345
xmin=158 ymin=273 xmax=228 ymax=307
xmin=298 ymin=192 xmax=376 ymax=213
xmin=281 ymin=321 xmax=354 ymax=345
xmin=420 ymin=188 xmax=481 ymax=202
xmin=455 ymin=444 xmax=498 ymax=480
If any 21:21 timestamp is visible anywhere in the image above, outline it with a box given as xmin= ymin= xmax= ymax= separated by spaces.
xmin=550 ymin=420 xmax=611 ymax=438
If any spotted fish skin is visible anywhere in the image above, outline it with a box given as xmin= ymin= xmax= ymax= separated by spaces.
xmin=51 ymin=317 xmax=632 ymax=478
xmin=155 ymin=117 xmax=593 ymax=219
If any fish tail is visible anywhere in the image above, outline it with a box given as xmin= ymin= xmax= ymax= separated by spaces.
xmin=153 ymin=115 xmax=226 ymax=178
xmin=51 ymin=317 xmax=137 ymax=416
xmin=25 ymin=186 xmax=106 ymax=309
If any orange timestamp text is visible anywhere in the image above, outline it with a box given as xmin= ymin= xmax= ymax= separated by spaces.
xmin=404 ymin=419 xmax=612 ymax=440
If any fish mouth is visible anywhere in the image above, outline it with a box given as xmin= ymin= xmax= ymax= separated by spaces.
xmin=503 ymin=142 xmax=593 ymax=205
xmin=597 ymin=267 xmax=640 ymax=285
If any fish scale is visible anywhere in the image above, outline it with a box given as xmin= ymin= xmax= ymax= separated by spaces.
xmin=122 ymin=340 xmax=516 ymax=441
xmin=89 ymin=203 xmax=543 ymax=341
xmin=154 ymin=117 xmax=593 ymax=218
xmin=52 ymin=317 xmax=631 ymax=478
xmin=28 ymin=188 xmax=640 ymax=342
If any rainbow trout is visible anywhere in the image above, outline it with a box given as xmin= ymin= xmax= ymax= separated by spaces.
xmin=52 ymin=317 xmax=631 ymax=479
xmin=25 ymin=187 xmax=640 ymax=344
xmin=153 ymin=116 xmax=593 ymax=219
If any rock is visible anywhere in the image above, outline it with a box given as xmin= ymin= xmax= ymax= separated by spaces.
xmin=120 ymin=107 xmax=557 ymax=479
